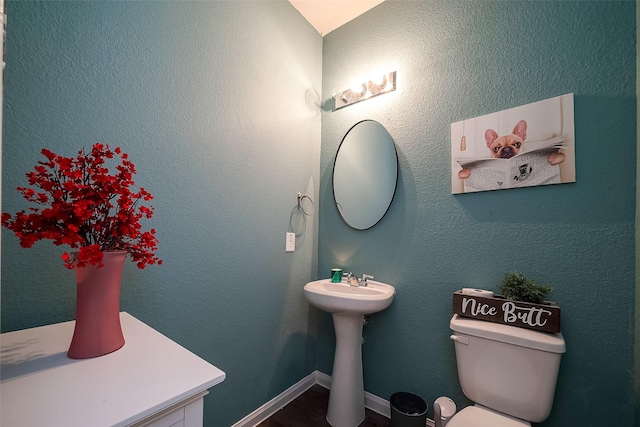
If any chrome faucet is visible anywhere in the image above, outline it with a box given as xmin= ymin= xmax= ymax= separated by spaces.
xmin=359 ymin=274 xmax=374 ymax=287
xmin=342 ymin=272 xmax=374 ymax=287
xmin=342 ymin=272 xmax=357 ymax=286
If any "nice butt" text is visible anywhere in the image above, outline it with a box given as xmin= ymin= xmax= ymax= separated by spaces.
xmin=461 ymin=297 xmax=552 ymax=327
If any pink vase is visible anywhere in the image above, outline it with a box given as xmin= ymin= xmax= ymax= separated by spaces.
xmin=67 ymin=251 xmax=126 ymax=359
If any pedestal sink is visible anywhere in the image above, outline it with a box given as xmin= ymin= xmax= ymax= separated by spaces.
xmin=303 ymin=279 xmax=396 ymax=427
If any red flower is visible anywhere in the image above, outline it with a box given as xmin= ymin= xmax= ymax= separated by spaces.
xmin=2 ymin=143 xmax=162 ymax=269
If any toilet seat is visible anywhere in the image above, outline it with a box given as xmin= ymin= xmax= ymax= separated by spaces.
xmin=447 ymin=406 xmax=531 ymax=427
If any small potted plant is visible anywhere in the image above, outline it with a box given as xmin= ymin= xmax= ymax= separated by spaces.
xmin=498 ymin=271 xmax=552 ymax=304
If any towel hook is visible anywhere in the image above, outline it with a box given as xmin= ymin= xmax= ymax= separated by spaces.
xmin=297 ymin=193 xmax=314 ymax=216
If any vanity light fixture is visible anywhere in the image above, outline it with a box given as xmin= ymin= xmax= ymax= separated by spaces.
xmin=333 ymin=71 xmax=396 ymax=110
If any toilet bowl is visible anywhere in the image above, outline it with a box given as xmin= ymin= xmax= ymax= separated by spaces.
xmin=449 ymin=314 xmax=566 ymax=426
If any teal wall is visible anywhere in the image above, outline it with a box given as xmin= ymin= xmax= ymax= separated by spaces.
xmin=2 ymin=1 xmax=637 ymax=426
xmin=636 ymin=0 xmax=640 ymax=420
xmin=1 ymin=1 xmax=322 ymax=425
xmin=319 ymin=1 xmax=636 ymax=426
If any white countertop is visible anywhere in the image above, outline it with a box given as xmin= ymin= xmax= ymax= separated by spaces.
xmin=0 ymin=312 xmax=226 ymax=427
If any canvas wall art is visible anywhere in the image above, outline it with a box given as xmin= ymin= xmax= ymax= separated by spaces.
xmin=451 ymin=94 xmax=575 ymax=194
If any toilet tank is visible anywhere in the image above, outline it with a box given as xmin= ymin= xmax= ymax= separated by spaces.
xmin=450 ymin=314 xmax=566 ymax=423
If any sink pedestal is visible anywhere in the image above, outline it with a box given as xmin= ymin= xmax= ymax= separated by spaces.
xmin=327 ymin=313 xmax=365 ymax=427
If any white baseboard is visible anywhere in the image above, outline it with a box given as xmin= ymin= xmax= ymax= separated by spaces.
xmin=231 ymin=370 xmax=435 ymax=427
xmin=230 ymin=371 xmax=317 ymax=427
xmin=315 ymin=370 xmax=331 ymax=389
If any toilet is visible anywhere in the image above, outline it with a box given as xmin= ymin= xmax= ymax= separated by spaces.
xmin=448 ymin=314 xmax=566 ymax=426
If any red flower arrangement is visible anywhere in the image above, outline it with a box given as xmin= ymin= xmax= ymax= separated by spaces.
xmin=2 ymin=143 xmax=162 ymax=269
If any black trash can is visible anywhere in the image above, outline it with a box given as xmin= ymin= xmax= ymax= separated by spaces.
xmin=390 ymin=392 xmax=428 ymax=427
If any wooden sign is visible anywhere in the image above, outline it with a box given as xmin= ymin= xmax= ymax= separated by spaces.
xmin=452 ymin=290 xmax=561 ymax=333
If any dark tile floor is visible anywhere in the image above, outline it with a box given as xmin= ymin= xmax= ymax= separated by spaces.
xmin=257 ymin=384 xmax=391 ymax=427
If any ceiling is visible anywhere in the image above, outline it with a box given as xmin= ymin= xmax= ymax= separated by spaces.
xmin=288 ymin=0 xmax=385 ymax=36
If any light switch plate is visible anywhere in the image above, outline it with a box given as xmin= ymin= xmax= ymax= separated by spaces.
xmin=286 ymin=232 xmax=295 ymax=252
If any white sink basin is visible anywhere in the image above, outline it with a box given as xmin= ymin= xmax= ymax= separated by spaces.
xmin=303 ymin=279 xmax=396 ymax=315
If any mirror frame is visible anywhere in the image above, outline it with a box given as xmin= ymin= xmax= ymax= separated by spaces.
xmin=332 ymin=120 xmax=398 ymax=230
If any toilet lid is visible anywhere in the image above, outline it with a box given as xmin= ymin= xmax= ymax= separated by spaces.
xmin=447 ymin=406 xmax=530 ymax=427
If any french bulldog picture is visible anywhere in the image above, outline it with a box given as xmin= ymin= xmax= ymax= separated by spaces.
xmin=458 ymin=120 xmax=565 ymax=180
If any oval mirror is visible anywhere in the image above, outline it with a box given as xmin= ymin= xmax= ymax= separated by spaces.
xmin=333 ymin=120 xmax=398 ymax=230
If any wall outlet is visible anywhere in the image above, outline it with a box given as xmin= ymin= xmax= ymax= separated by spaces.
xmin=285 ymin=232 xmax=295 ymax=252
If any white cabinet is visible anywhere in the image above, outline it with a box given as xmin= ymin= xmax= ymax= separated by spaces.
xmin=0 ymin=312 xmax=226 ymax=427
xmin=131 ymin=392 xmax=205 ymax=427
